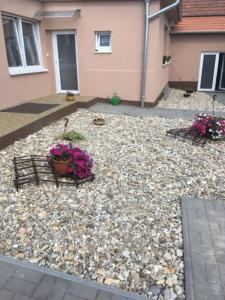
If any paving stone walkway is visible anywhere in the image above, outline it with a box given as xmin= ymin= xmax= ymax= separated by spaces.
xmin=182 ymin=197 xmax=225 ymax=300
xmin=0 ymin=255 xmax=146 ymax=300
xmin=89 ymin=103 xmax=225 ymax=120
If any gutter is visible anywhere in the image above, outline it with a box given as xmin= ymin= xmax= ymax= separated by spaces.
xmin=140 ymin=0 xmax=181 ymax=108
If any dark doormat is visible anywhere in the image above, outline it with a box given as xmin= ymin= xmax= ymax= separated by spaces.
xmin=3 ymin=103 xmax=59 ymax=114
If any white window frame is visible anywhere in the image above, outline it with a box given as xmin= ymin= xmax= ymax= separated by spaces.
xmin=198 ymin=52 xmax=220 ymax=92
xmin=95 ymin=31 xmax=112 ymax=53
xmin=2 ymin=14 xmax=46 ymax=75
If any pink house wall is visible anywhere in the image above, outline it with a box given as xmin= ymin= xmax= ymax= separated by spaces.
xmin=43 ymin=0 xmax=169 ymax=103
xmin=170 ymin=33 xmax=225 ymax=87
xmin=0 ymin=0 xmax=172 ymax=109
xmin=43 ymin=1 xmax=145 ymax=102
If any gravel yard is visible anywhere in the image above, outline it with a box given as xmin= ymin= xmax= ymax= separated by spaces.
xmin=157 ymin=89 xmax=225 ymax=111
xmin=1 ymin=109 xmax=225 ymax=299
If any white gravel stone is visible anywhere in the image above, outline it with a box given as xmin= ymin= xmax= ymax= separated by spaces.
xmin=164 ymin=252 xmax=172 ymax=261
xmin=175 ymin=285 xmax=183 ymax=296
xmin=158 ymin=88 xmax=225 ymax=111
xmin=122 ymin=250 xmax=130 ymax=258
xmin=166 ymin=277 xmax=175 ymax=287
xmin=1 ymin=109 xmax=225 ymax=298
xmin=176 ymin=249 xmax=183 ymax=258
xmin=164 ymin=288 xmax=177 ymax=300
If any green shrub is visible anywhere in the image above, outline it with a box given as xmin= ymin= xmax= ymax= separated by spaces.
xmin=60 ymin=131 xmax=86 ymax=143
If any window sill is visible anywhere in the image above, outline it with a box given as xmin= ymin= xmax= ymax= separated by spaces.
xmin=94 ymin=51 xmax=112 ymax=54
xmin=9 ymin=68 xmax=48 ymax=76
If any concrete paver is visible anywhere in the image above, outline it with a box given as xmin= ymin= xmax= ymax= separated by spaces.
xmin=4 ymin=277 xmax=36 ymax=297
xmin=182 ymin=197 xmax=225 ymax=300
xmin=0 ymin=289 xmax=14 ymax=300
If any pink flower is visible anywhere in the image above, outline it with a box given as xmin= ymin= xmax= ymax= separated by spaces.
xmin=49 ymin=143 xmax=93 ymax=178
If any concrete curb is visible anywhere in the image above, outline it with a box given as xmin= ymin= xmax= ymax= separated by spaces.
xmin=181 ymin=197 xmax=195 ymax=300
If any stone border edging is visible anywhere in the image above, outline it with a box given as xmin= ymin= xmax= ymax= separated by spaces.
xmin=181 ymin=197 xmax=195 ymax=300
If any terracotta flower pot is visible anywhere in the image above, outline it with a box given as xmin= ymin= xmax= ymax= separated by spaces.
xmin=53 ymin=159 xmax=70 ymax=176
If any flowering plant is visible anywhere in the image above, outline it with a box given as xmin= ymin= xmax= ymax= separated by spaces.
xmin=193 ymin=114 xmax=225 ymax=140
xmin=49 ymin=144 xmax=93 ymax=179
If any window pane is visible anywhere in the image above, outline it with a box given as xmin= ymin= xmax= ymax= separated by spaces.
xmin=2 ymin=17 xmax=22 ymax=67
xmin=220 ymin=56 xmax=225 ymax=89
xmin=200 ymin=55 xmax=216 ymax=89
xmin=99 ymin=34 xmax=110 ymax=47
xmin=22 ymin=22 xmax=39 ymax=66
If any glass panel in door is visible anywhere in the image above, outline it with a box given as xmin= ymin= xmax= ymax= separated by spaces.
xmin=219 ymin=54 xmax=225 ymax=90
xmin=198 ymin=53 xmax=219 ymax=91
xmin=57 ymin=33 xmax=78 ymax=91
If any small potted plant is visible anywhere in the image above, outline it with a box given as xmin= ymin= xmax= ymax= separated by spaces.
xmin=66 ymin=91 xmax=75 ymax=101
xmin=108 ymin=92 xmax=121 ymax=106
xmin=167 ymin=56 xmax=171 ymax=63
xmin=49 ymin=144 xmax=93 ymax=178
xmin=162 ymin=55 xmax=171 ymax=66
xmin=163 ymin=55 xmax=167 ymax=65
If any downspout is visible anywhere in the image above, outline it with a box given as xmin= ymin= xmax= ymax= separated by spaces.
xmin=140 ymin=0 xmax=181 ymax=108
xmin=140 ymin=0 xmax=150 ymax=109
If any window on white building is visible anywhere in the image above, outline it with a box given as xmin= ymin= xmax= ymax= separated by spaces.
xmin=2 ymin=15 xmax=44 ymax=75
xmin=95 ymin=31 xmax=112 ymax=53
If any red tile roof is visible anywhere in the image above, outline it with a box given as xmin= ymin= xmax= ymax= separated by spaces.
xmin=172 ymin=16 xmax=225 ymax=33
xmin=182 ymin=0 xmax=225 ymax=16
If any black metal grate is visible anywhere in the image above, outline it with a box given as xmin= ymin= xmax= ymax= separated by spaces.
xmin=166 ymin=127 xmax=207 ymax=147
xmin=13 ymin=155 xmax=94 ymax=191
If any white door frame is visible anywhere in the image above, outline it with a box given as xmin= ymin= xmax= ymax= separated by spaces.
xmin=198 ymin=52 xmax=220 ymax=92
xmin=219 ymin=54 xmax=225 ymax=91
xmin=52 ymin=31 xmax=79 ymax=94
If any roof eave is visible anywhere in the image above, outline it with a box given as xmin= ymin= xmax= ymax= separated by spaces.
xmin=171 ymin=30 xmax=225 ymax=34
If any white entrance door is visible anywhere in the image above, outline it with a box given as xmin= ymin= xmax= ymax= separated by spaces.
xmin=198 ymin=52 xmax=219 ymax=91
xmin=53 ymin=31 xmax=79 ymax=94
